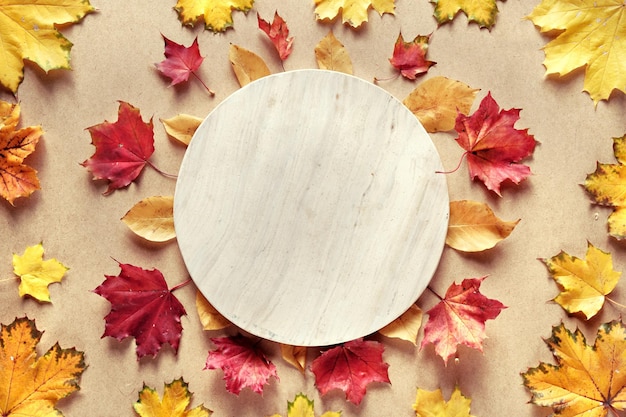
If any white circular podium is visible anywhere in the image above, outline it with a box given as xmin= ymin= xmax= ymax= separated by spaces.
xmin=174 ymin=70 xmax=448 ymax=346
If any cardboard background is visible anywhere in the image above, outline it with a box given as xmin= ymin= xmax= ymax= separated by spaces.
xmin=1 ymin=1 xmax=625 ymax=415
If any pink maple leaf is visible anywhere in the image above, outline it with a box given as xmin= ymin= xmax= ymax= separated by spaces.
xmin=258 ymin=11 xmax=294 ymax=61
xmin=155 ymin=35 xmax=213 ymax=94
xmin=389 ymin=32 xmax=435 ymax=80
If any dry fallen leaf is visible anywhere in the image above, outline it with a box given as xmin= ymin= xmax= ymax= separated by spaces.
xmin=403 ymin=76 xmax=479 ymax=132
xmin=13 ymin=243 xmax=68 ymax=303
xmin=389 ymin=33 xmax=435 ymax=80
xmin=0 ymin=317 xmax=85 ymax=417
xmin=0 ymin=101 xmax=43 ymax=205
xmin=134 ymin=378 xmax=212 ymax=417
xmin=122 ymin=196 xmax=176 ymax=242
xmin=314 ymin=0 xmax=395 ymax=28
xmin=315 ymin=31 xmax=353 ymax=74
xmin=378 ymin=303 xmax=423 ymax=345
xmin=228 ymin=44 xmax=271 ymax=87
xmin=279 ymin=344 xmax=307 ymax=374
xmin=161 ymin=114 xmax=203 ymax=146
xmin=0 ymin=0 xmax=95 ymax=92
xmin=413 ymin=386 xmax=476 ymax=417
xmin=196 ymin=290 xmax=232 ymax=331
xmin=257 ymin=11 xmax=294 ymax=61
xmin=431 ymin=0 xmax=499 ymax=29
xmin=540 ymin=242 xmax=621 ymax=320
xmin=174 ymin=0 xmax=254 ymax=32
xmin=446 ymin=200 xmax=519 ymax=252
xmin=268 ymin=393 xmax=341 ymax=417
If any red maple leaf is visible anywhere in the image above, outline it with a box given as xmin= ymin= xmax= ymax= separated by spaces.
xmin=204 ymin=335 xmax=278 ymax=395
xmin=257 ymin=11 xmax=294 ymax=61
xmin=93 ymin=262 xmax=187 ymax=359
xmin=81 ymin=101 xmax=155 ymax=195
xmin=155 ymin=35 xmax=213 ymax=94
xmin=420 ymin=277 xmax=506 ymax=365
xmin=310 ymin=338 xmax=390 ymax=405
xmin=389 ymin=32 xmax=435 ymax=80
xmin=454 ymin=92 xmax=536 ymax=196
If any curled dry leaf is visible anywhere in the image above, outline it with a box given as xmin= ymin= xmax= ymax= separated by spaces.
xmin=279 ymin=344 xmax=307 ymax=374
xmin=314 ymin=0 xmax=395 ymax=28
xmin=315 ymin=31 xmax=353 ymax=75
xmin=431 ymin=0 xmax=499 ymax=29
xmin=122 ymin=196 xmax=176 ymax=243
xmin=540 ymin=242 xmax=621 ymax=320
xmin=161 ymin=114 xmax=202 ymax=146
xmin=13 ymin=242 xmax=68 ymax=303
xmin=378 ymin=303 xmax=423 ymax=345
xmin=446 ymin=200 xmax=519 ymax=252
xmin=257 ymin=11 xmax=294 ymax=61
xmin=174 ymin=0 xmax=254 ymax=32
xmin=413 ymin=386 xmax=476 ymax=417
xmin=133 ymin=378 xmax=212 ymax=417
xmin=228 ymin=44 xmax=271 ymax=87
xmin=196 ymin=290 xmax=232 ymax=331
xmin=403 ymin=76 xmax=478 ymax=133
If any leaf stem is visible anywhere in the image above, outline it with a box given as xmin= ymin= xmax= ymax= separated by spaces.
xmin=0 ymin=276 xmax=18 ymax=285
xmin=606 ymin=297 xmax=626 ymax=310
xmin=192 ymin=71 xmax=215 ymax=96
xmin=436 ymin=151 xmax=469 ymax=175
xmin=170 ymin=278 xmax=193 ymax=293
xmin=373 ymin=73 xmax=400 ymax=83
xmin=427 ymin=285 xmax=443 ymax=301
xmin=146 ymin=160 xmax=178 ymax=179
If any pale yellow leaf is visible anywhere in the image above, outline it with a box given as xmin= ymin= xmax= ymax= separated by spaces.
xmin=314 ymin=0 xmax=395 ymax=28
xmin=174 ymin=0 xmax=254 ymax=32
xmin=160 ymin=114 xmax=203 ymax=146
xmin=229 ymin=44 xmax=271 ymax=87
xmin=314 ymin=31 xmax=353 ymax=75
xmin=378 ymin=304 xmax=422 ymax=345
xmin=196 ymin=291 xmax=232 ymax=331
xmin=12 ymin=243 xmax=68 ymax=303
xmin=121 ymin=196 xmax=176 ymax=243
xmin=413 ymin=386 xmax=476 ymax=417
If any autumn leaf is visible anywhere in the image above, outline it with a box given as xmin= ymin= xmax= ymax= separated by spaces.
xmin=431 ymin=0 xmax=499 ymax=29
xmin=446 ymin=200 xmax=519 ymax=252
xmin=402 ymin=76 xmax=478 ymax=133
xmin=280 ymin=344 xmax=307 ymax=374
xmin=540 ymin=242 xmax=621 ymax=320
xmin=389 ymin=33 xmax=435 ymax=80
xmin=0 ymin=0 xmax=95 ymax=93
xmin=527 ymin=0 xmax=626 ymax=105
xmin=122 ymin=196 xmax=176 ymax=243
xmin=378 ymin=303 xmax=423 ymax=345
xmin=269 ymin=393 xmax=341 ymax=417
xmin=453 ymin=92 xmax=536 ymax=196
xmin=258 ymin=11 xmax=294 ymax=61
xmin=205 ymin=335 xmax=278 ymax=395
xmin=315 ymin=31 xmax=353 ymax=75
xmin=583 ymin=134 xmax=626 ymax=239
xmin=155 ymin=35 xmax=213 ymax=95
xmin=94 ymin=262 xmax=187 ymax=359
xmin=0 ymin=101 xmax=43 ymax=205
xmin=314 ymin=0 xmax=395 ymax=28
xmin=228 ymin=44 xmax=271 ymax=87
xmin=196 ymin=291 xmax=232 ymax=331
xmin=160 ymin=113 xmax=202 ymax=146
xmin=82 ymin=101 xmax=156 ymax=195
xmin=311 ymin=338 xmax=390 ymax=405
xmin=174 ymin=0 xmax=254 ymax=32
xmin=134 ymin=378 xmax=212 ymax=417
xmin=522 ymin=320 xmax=626 ymax=416
xmin=413 ymin=386 xmax=476 ymax=417
xmin=0 ymin=317 xmax=85 ymax=417
xmin=421 ymin=277 xmax=506 ymax=364
xmin=13 ymin=243 xmax=68 ymax=303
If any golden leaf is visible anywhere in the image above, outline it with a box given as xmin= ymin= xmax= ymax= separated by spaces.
xmin=0 ymin=0 xmax=94 ymax=92
xmin=541 ymin=242 xmax=621 ymax=320
xmin=0 ymin=317 xmax=85 ymax=417
xmin=13 ymin=243 xmax=68 ymax=303
xmin=121 ymin=196 xmax=176 ymax=242
xmin=403 ymin=76 xmax=479 ymax=132
xmin=413 ymin=386 xmax=476 ymax=417
xmin=523 ymin=320 xmax=626 ymax=416
xmin=431 ymin=0 xmax=498 ymax=29
xmin=270 ymin=393 xmax=341 ymax=417
xmin=228 ymin=44 xmax=271 ymax=87
xmin=378 ymin=304 xmax=423 ymax=345
xmin=133 ymin=378 xmax=212 ymax=417
xmin=161 ymin=114 xmax=203 ymax=146
xmin=527 ymin=0 xmax=626 ymax=104
xmin=280 ymin=344 xmax=307 ymax=373
xmin=314 ymin=31 xmax=353 ymax=75
xmin=174 ymin=0 xmax=254 ymax=32
xmin=196 ymin=291 xmax=232 ymax=331
xmin=446 ymin=200 xmax=519 ymax=252
xmin=314 ymin=0 xmax=395 ymax=28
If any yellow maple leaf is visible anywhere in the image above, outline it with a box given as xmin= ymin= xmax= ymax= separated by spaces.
xmin=403 ymin=76 xmax=479 ymax=133
xmin=269 ymin=393 xmax=341 ymax=417
xmin=431 ymin=0 xmax=499 ymax=28
xmin=13 ymin=243 xmax=68 ymax=303
xmin=228 ymin=44 xmax=271 ymax=87
xmin=0 ymin=101 xmax=43 ymax=205
xmin=527 ymin=0 xmax=626 ymax=104
xmin=378 ymin=303 xmax=423 ymax=345
xmin=584 ymin=134 xmax=626 ymax=239
xmin=413 ymin=386 xmax=476 ymax=417
xmin=134 ymin=378 xmax=212 ymax=417
xmin=0 ymin=317 xmax=85 ymax=417
xmin=314 ymin=31 xmax=353 ymax=75
xmin=121 ymin=196 xmax=176 ymax=243
xmin=161 ymin=114 xmax=203 ymax=146
xmin=174 ymin=0 xmax=254 ymax=32
xmin=445 ymin=200 xmax=519 ymax=252
xmin=523 ymin=320 xmax=626 ymax=416
xmin=541 ymin=242 xmax=621 ymax=320
xmin=314 ymin=0 xmax=395 ymax=28
xmin=0 ymin=0 xmax=94 ymax=93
